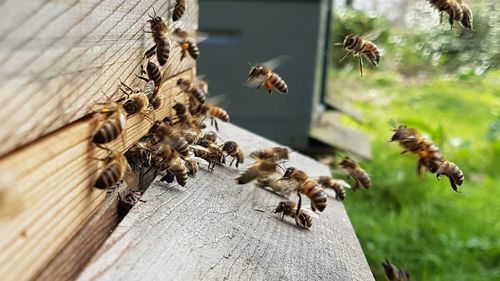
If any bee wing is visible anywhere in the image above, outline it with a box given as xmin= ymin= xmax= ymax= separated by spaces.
xmin=300 ymin=208 xmax=319 ymax=219
xmin=143 ymin=80 xmax=155 ymax=99
xmin=361 ymin=30 xmax=383 ymax=42
xmin=259 ymin=55 xmax=290 ymax=70
xmin=194 ymin=31 xmax=209 ymax=43
xmin=243 ymin=79 xmax=263 ymax=88
xmin=333 ymin=179 xmax=352 ymax=189
xmin=206 ymin=95 xmax=229 ymax=108
xmin=190 ymin=144 xmax=211 ymax=153
xmin=187 ymin=155 xmax=210 ymax=166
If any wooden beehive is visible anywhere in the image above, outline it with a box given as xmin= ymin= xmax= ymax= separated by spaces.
xmin=0 ymin=0 xmax=199 ymax=280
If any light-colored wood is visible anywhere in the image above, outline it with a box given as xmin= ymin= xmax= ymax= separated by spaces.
xmin=0 ymin=0 xmax=199 ymax=157
xmin=77 ymin=122 xmax=374 ymax=281
xmin=324 ymin=95 xmax=364 ymax=123
xmin=0 ymin=69 xmax=193 ymax=281
xmin=310 ymin=110 xmax=372 ymax=161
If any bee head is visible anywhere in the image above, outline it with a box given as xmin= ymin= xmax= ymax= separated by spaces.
xmin=273 ymin=201 xmax=288 ymax=213
xmin=248 ymin=65 xmax=264 ymax=78
xmin=340 ymin=157 xmax=356 ymax=169
xmin=222 ymin=141 xmax=236 ymax=153
xmin=281 ymin=167 xmax=296 ymax=180
xmin=172 ymin=102 xmax=186 ymax=114
xmin=343 ymin=35 xmax=356 ymax=48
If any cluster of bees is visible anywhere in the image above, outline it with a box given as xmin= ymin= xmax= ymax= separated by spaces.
xmin=335 ymin=0 xmax=474 ymax=77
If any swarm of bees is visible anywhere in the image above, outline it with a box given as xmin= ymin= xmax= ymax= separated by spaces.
xmin=390 ymin=125 xmax=464 ymax=192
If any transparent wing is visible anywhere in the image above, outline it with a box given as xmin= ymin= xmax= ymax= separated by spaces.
xmin=143 ymin=80 xmax=155 ymax=99
xmin=361 ymin=30 xmax=383 ymax=42
xmin=186 ymin=151 xmax=210 ymax=165
xmin=333 ymin=179 xmax=352 ymax=189
xmin=206 ymin=95 xmax=229 ymax=108
xmin=300 ymin=208 xmax=319 ymax=219
xmin=190 ymin=144 xmax=210 ymax=153
xmin=244 ymin=79 xmax=263 ymax=88
xmin=258 ymin=55 xmax=289 ymax=70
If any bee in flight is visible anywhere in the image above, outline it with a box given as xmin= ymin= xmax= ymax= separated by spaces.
xmin=172 ymin=28 xmax=205 ymax=61
xmin=335 ymin=33 xmax=381 ymax=77
xmin=317 ymin=176 xmax=351 ymax=201
xmin=436 ymin=160 xmax=464 ymax=192
xmin=246 ymin=56 xmax=288 ymax=94
xmin=427 ymin=0 xmax=473 ymax=30
xmin=339 ymin=157 xmax=371 ymax=190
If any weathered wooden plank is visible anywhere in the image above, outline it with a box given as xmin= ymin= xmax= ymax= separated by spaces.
xmin=0 ymin=0 xmax=199 ymax=157
xmin=77 ymin=122 xmax=374 ymax=281
xmin=0 ymin=69 xmax=193 ymax=281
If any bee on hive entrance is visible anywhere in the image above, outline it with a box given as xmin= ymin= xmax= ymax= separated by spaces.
xmin=279 ymin=167 xmax=328 ymax=213
xmin=92 ymin=102 xmax=127 ymax=146
xmin=274 ymin=194 xmax=318 ymax=229
xmin=246 ymin=56 xmax=289 ymax=94
xmin=144 ymin=7 xmax=171 ymax=66
xmin=335 ymin=33 xmax=381 ymax=77
xmin=172 ymin=0 xmax=187 ymax=22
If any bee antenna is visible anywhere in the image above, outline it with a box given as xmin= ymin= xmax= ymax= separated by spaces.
xmin=152 ymin=6 xmax=156 ymax=17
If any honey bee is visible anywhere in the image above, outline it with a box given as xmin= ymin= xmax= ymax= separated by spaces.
xmin=428 ymin=0 xmax=473 ymax=30
xmin=336 ymin=33 xmax=381 ymax=77
xmin=152 ymin=143 xmax=188 ymax=187
xmin=149 ymin=121 xmax=190 ymax=157
xmin=172 ymin=102 xmax=193 ymax=125
xmin=172 ymin=0 xmax=187 ymax=22
xmin=235 ymin=159 xmax=278 ymax=184
xmin=390 ymin=125 xmax=422 ymax=154
xmin=436 ymin=160 xmax=464 ymax=192
xmin=197 ymin=131 xmax=218 ymax=147
xmin=255 ymin=175 xmax=295 ymax=197
xmin=250 ymin=147 xmax=289 ymax=162
xmin=92 ymin=102 xmax=127 ymax=145
xmin=94 ymin=151 xmax=128 ymax=189
xmin=118 ymin=190 xmax=143 ymax=218
xmin=191 ymin=144 xmax=225 ymax=171
xmin=199 ymin=104 xmax=230 ymax=131
xmin=279 ymin=167 xmax=328 ymax=212
xmin=119 ymin=80 xmax=152 ymax=116
xmin=273 ymin=196 xmax=318 ymax=229
xmin=221 ymin=141 xmax=244 ymax=168
xmin=415 ymin=139 xmax=444 ymax=175
xmin=247 ymin=56 xmax=288 ymax=94
xmin=172 ymin=28 xmax=200 ymax=61
xmin=339 ymin=157 xmax=371 ymax=190
xmin=381 ymin=259 xmax=411 ymax=281
xmin=145 ymin=9 xmax=170 ymax=66
xmin=177 ymin=78 xmax=206 ymax=104
xmin=318 ymin=176 xmax=351 ymax=201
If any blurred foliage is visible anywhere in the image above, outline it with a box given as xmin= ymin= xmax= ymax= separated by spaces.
xmin=331 ymin=2 xmax=500 ymax=76
xmin=328 ymin=69 xmax=500 ymax=281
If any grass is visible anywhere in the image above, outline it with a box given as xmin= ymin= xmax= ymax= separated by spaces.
xmin=328 ymin=68 xmax=500 ymax=281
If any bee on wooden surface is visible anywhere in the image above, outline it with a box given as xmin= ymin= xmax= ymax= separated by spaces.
xmin=436 ymin=160 xmax=464 ymax=192
xmin=197 ymin=131 xmax=218 ymax=147
xmin=119 ymin=80 xmax=152 ymax=116
xmin=247 ymin=56 xmax=289 ymax=94
xmin=428 ymin=0 xmax=473 ymax=30
xmin=137 ymin=62 xmax=162 ymax=90
xmin=92 ymin=102 xmax=127 ymax=145
xmin=149 ymin=121 xmax=190 ymax=157
xmin=221 ymin=141 xmax=244 ymax=168
xmin=235 ymin=159 xmax=278 ymax=184
xmin=318 ymin=176 xmax=351 ymax=201
xmin=172 ymin=102 xmax=193 ymax=125
xmin=172 ymin=0 xmax=187 ymax=22
xmin=339 ymin=157 xmax=371 ymax=190
xmin=191 ymin=144 xmax=225 ymax=171
xmin=255 ymin=175 xmax=295 ymax=198
xmin=274 ymin=195 xmax=318 ymax=229
xmin=145 ymin=8 xmax=170 ymax=66
xmin=152 ymin=143 xmax=188 ymax=187
xmin=381 ymin=259 xmax=411 ymax=281
xmin=94 ymin=151 xmax=128 ymax=189
xmin=177 ymin=78 xmax=206 ymax=104
xmin=250 ymin=147 xmax=289 ymax=162
xmin=172 ymin=28 xmax=200 ymax=61
xmin=118 ymin=190 xmax=144 ymax=218
xmin=279 ymin=167 xmax=328 ymax=212
xmin=335 ymin=33 xmax=381 ymax=77
xmin=125 ymin=140 xmax=160 ymax=191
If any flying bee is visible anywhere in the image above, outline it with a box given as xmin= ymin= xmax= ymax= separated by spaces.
xmin=415 ymin=139 xmax=444 ymax=175
xmin=390 ymin=125 xmax=422 ymax=154
xmin=436 ymin=160 xmax=464 ymax=192
xmin=246 ymin=56 xmax=289 ymax=94
xmin=221 ymin=141 xmax=244 ymax=168
xmin=199 ymin=104 xmax=230 ymax=131
xmin=318 ymin=176 xmax=351 ymax=201
xmin=273 ymin=196 xmax=318 ymax=229
xmin=172 ymin=28 xmax=201 ymax=61
xmin=335 ymin=33 xmax=381 ymax=77
xmin=428 ymin=0 xmax=473 ymax=30
xmin=279 ymin=167 xmax=328 ymax=213
xmin=255 ymin=175 xmax=295 ymax=197
xmin=94 ymin=150 xmax=128 ymax=189
xmin=381 ymin=259 xmax=411 ymax=281
xmin=145 ymin=8 xmax=170 ymax=66
xmin=235 ymin=159 xmax=278 ymax=184
xmin=177 ymin=78 xmax=206 ymax=104
xmin=250 ymin=147 xmax=289 ymax=162
xmin=172 ymin=0 xmax=187 ymax=22
xmin=339 ymin=157 xmax=371 ymax=190
xmin=92 ymin=102 xmax=127 ymax=145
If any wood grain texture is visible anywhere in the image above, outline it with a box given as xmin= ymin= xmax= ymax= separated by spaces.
xmin=0 ymin=69 xmax=194 ymax=281
xmin=0 ymin=0 xmax=199 ymax=157
xmin=77 ymin=122 xmax=375 ymax=281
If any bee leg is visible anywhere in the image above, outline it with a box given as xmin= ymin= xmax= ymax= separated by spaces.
xmin=353 ymin=177 xmax=360 ymax=191
xmin=417 ymin=159 xmax=425 ymax=176
xmin=230 ymin=157 xmax=235 ymax=167
xmin=448 ymin=10 xmax=454 ymax=29
xmin=136 ymin=74 xmax=150 ymax=83
xmin=296 ymin=192 xmax=303 ymax=217
xmin=339 ymin=51 xmax=353 ymax=63
xmin=144 ymin=44 xmax=157 ymax=59
xmin=358 ymin=55 xmax=364 ymax=77
xmin=448 ymin=176 xmax=458 ymax=192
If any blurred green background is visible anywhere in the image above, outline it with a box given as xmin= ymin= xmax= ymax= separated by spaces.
xmin=329 ymin=1 xmax=500 ymax=280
